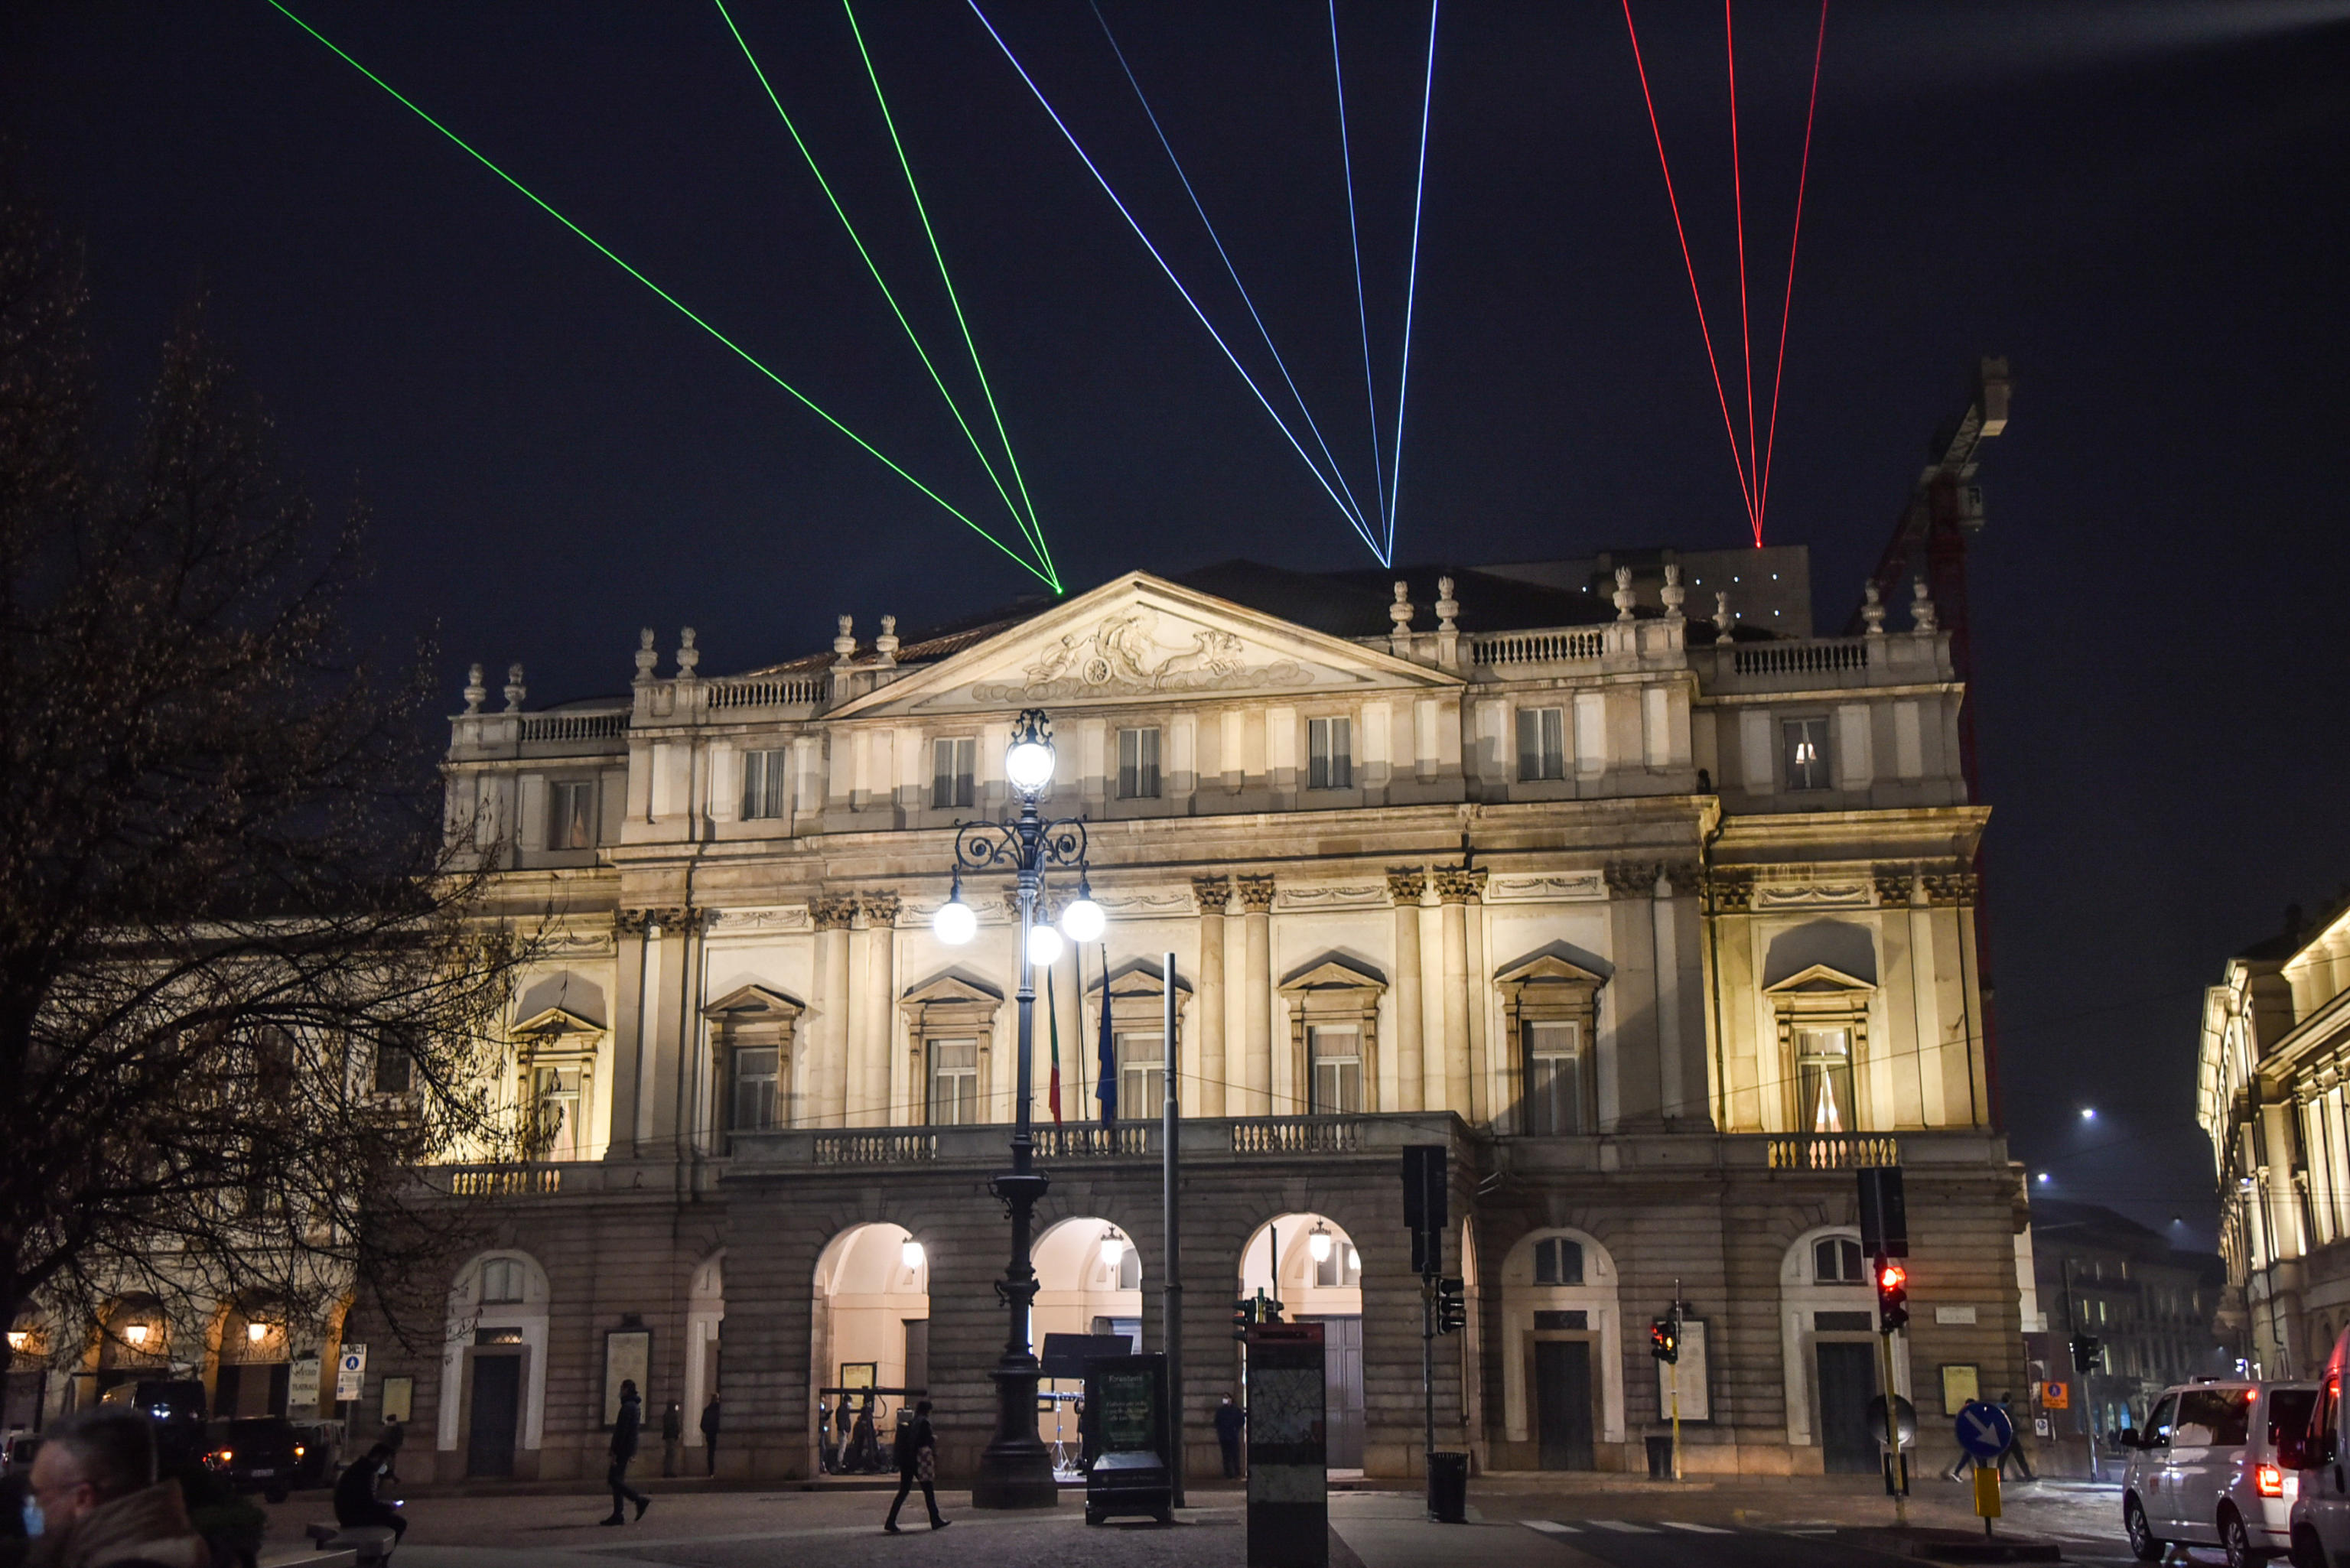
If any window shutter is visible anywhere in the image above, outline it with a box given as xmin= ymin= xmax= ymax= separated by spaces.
xmin=1518 ymin=709 xmax=1541 ymax=780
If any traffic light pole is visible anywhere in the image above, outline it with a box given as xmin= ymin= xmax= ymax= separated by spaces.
xmin=1882 ymin=1326 xmax=1906 ymax=1526
xmin=1421 ymin=1274 xmax=1436 ymax=1476
xmin=1669 ymin=1283 xmax=1683 ymax=1482
xmin=1162 ymin=952 xmax=1184 ymax=1509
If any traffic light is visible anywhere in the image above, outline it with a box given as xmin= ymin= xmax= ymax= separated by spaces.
xmin=1435 ymin=1277 xmax=1466 ymax=1335
xmin=2070 ymin=1334 xmax=2101 ymax=1375
xmin=1650 ymin=1316 xmax=1680 ymax=1364
xmin=1875 ymin=1258 xmax=1909 ymax=1335
xmin=1233 ymin=1299 xmax=1253 ymax=1342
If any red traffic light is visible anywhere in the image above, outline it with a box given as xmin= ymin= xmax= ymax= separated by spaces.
xmin=1876 ymin=1261 xmax=1907 ymax=1291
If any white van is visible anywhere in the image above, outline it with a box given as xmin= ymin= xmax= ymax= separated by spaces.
xmin=2288 ymin=1332 xmax=2350 ymax=1568
xmin=2122 ymin=1378 xmax=2313 ymax=1567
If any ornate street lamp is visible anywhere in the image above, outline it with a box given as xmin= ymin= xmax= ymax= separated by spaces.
xmin=931 ymin=708 xmax=1102 ymax=1508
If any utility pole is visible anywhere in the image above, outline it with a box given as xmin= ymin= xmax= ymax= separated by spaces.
xmin=1669 ymin=1282 xmax=1683 ymax=1482
xmin=1161 ymin=952 xmax=1184 ymax=1509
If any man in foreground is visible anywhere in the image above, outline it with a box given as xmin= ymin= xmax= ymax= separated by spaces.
xmin=24 ymin=1410 xmax=209 ymax=1568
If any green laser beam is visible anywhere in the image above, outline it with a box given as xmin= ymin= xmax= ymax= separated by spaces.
xmin=840 ymin=0 xmax=1054 ymax=587
xmin=263 ymin=0 xmax=1056 ymax=591
xmin=711 ymin=0 xmax=1050 ymax=574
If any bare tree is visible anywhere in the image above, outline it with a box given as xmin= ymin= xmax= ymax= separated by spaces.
xmin=0 ymin=173 xmax=527 ymax=1381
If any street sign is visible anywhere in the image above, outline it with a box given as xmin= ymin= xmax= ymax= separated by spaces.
xmin=1955 ymin=1400 xmax=2015 ymax=1462
xmin=287 ymin=1354 xmax=321 ymax=1410
xmin=336 ymin=1345 xmax=367 ymax=1402
xmin=2040 ymin=1379 xmax=2070 ymax=1410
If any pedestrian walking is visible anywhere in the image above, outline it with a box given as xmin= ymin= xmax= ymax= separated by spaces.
xmin=1214 ymin=1395 xmax=1245 ymax=1479
xmin=699 ymin=1394 xmax=722 ymax=1478
xmin=881 ymin=1400 xmax=949 ymax=1534
xmin=334 ymin=1443 xmax=408 ymax=1545
xmin=660 ymin=1401 xmax=682 ymax=1478
xmin=601 ymin=1381 xmax=651 ymax=1525
xmin=1996 ymin=1394 xmax=2037 ymax=1480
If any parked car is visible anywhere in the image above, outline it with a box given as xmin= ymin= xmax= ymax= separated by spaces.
xmin=2122 ymin=1378 xmax=2314 ymax=1567
xmin=286 ymin=1421 xmax=341 ymax=1490
xmin=200 ymin=1417 xmax=306 ymax=1504
xmin=98 ymin=1378 xmax=210 ymax=1471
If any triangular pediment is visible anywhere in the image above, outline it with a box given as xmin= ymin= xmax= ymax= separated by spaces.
xmin=512 ymin=1006 xmax=602 ymax=1039
xmin=826 ymin=572 xmax=1460 ymax=718
xmin=1278 ymin=956 xmax=1387 ymax=996
xmin=702 ymin=984 xmax=804 ymax=1022
xmin=900 ymin=972 xmax=1004 ymax=1009
xmin=1762 ymin=964 xmax=1875 ymax=996
xmin=1494 ymin=953 xmax=1610 ymax=990
xmin=1102 ymin=958 xmax=1193 ymax=998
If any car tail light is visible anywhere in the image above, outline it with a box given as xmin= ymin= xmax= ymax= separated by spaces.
xmin=207 ymin=1448 xmax=233 ymax=1467
xmin=293 ymin=1445 xmax=306 ymax=1459
xmin=2257 ymin=1463 xmax=2284 ymax=1497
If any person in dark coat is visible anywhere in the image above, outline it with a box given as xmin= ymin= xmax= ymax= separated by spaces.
xmin=698 ymin=1394 xmax=721 ymax=1478
xmin=1214 ymin=1395 xmax=1246 ymax=1479
xmin=333 ymin=1444 xmax=406 ymax=1544
xmin=881 ymin=1400 xmax=948 ymax=1534
xmin=601 ymin=1381 xmax=650 ymax=1526
xmin=659 ymin=1402 xmax=682 ymax=1479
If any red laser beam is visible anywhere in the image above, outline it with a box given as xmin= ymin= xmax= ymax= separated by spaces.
xmin=1620 ymin=1 xmax=1757 ymax=534
xmin=1726 ymin=0 xmax=1758 ymax=542
xmin=1756 ymin=1 xmax=1829 ymax=533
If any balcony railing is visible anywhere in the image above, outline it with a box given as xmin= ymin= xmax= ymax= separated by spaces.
xmin=448 ymin=1164 xmax=563 ymax=1196
xmin=1037 ymin=1124 xmax=1150 ymax=1159
xmin=516 ymin=711 xmax=627 ymax=743
xmin=1767 ymin=1134 xmax=1899 ymax=1171
xmin=1471 ymin=629 xmax=1606 ymax=666
xmin=814 ymin=1130 xmax=936 ymax=1166
xmin=1730 ymin=639 xmax=1870 ymax=677
xmin=708 ymin=675 xmax=827 ymax=711
xmin=1229 ymin=1116 xmax=1362 ymax=1156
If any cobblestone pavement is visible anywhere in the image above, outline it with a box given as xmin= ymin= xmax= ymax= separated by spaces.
xmin=252 ymin=1473 xmax=2165 ymax=1566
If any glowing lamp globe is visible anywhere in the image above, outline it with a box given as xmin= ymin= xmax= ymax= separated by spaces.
xmin=1060 ymin=895 xmax=1105 ymax=945
xmin=123 ymin=1324 xmax=150 ymax=1346
xmin=1101 ymin=1231 xmax=1125 ymax=1269
xmin=933 ymin=896 xmax=977 ymax=946
xmin=247 ymin=1322 xmax=269 ymax=1343
xmin=1027 ymin=923 xmax=1065 ymax=968
xmin=1308 ymin=1224 xmax=1333 ymax=1264
xmin=1004 ymin=735 xmax=1055 ymax=795
xmin=901 ymin=1238 xmax=926 ymax=1273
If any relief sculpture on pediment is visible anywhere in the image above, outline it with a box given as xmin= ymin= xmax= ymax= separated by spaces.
xmin=971 ymin=608 xmax=1313 ymax=701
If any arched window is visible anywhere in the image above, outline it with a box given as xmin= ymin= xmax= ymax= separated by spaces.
xmin=1814 ymin=1237 xmax=1864 ymax=1283
xmin=1534 ymin=1238 xmax=1584 ymax=1286
xmin=481 ymin=1258 xmax=526 ymax=1305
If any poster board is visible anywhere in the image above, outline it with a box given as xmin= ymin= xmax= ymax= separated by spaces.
xmin=604 ymin=1328 xmax=651 ymax=1428
xmin=1942 ymin=1364 xmax=1981 ymax=1415
xmin=286 ymin=1354 xmax=321 ymax=1412
xmin=381 ymin=1374 xmax=415 ymax=1423
xmin=1654 ymin=1319 xmax=1710 ymax=1422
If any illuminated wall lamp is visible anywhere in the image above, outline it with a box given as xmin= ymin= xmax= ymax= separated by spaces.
xmin=123 ymin=1323 xmax=151 ymax=1346
xmin=247 ymin=1322 xmax=272 ymax=1343
xmin=5 ymin=1330 xmax=29 ymax=1353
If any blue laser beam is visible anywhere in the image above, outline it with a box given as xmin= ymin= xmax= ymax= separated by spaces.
xmin=1386 ymin=0 xmax=1440 ymax=559
xmin=1330 ymin=0 xmax=1388 ymax=547
xmin=966 ymin=0 xmax=1386 ymax=561
xmin=1088 ymin=0 xmax=1378 ymax=545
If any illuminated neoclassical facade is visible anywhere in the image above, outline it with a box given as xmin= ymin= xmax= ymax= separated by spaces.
xmin=327 ymin=557 xmax=2023 ymax=1482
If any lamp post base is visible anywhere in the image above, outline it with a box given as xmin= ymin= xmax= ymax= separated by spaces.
xmin=970 ymin=1359 xmax=1059 ymax=1508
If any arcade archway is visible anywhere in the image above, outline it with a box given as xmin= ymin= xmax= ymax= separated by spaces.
xmin=1240 ymin=1212 xmax=1365 ymax=1469
xmin=811 ymin=1223 xmax=928 ymax=1473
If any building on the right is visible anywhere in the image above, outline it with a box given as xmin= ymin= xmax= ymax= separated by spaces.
xmin=2199 ymin=898 xmax=2350 ymax=1380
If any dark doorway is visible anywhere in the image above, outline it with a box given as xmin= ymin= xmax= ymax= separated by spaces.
xmin=1299 ymin=1316 xmax=1365 ymax=1469
xmin=466 ymin=1355 xmax=522 ymax=1479
xmin=1535 ymin=1339 xmax=1596 ymax=1470
xmin=1815 ymin=1342 xmax=1881 ymax=1474
xmin=901 ymin=1320 xmax=927 ymax=1394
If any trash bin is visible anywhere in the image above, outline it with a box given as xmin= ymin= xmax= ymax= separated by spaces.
xmin=1427 ymin=1451 xmax=1469 ymax=1523
xmin=1645 ymin=1436 xmax=1676 ymax=1479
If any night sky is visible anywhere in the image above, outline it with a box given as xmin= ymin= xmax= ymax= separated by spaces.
xmin=11 ymin=2 xmax=2350 ymax=1247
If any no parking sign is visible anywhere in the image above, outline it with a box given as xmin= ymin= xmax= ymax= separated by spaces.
xmin=336 ymin=1344 xmax=366 ymax=1402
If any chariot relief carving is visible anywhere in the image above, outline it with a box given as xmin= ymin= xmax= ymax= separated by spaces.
xmin=970 ymin=608 xmax=1313 ymax=701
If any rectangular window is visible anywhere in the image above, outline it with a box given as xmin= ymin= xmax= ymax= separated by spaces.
xmin=372 ymin=1039 xmax=414 ymax=1096
xmin=927 ymin=1038 xmax=978 ymax=1125
xmin=1517 ymin=706 xmax=1566 ymax=781
xmin=932 ymin=737 xmax=975 ymax=811
xmin=1116 ymin=727 xmax=1161 ymax=799
xmin=1814 ymin=1310 xmax=1875 ymax=1332
xmin=1309 ymin=1026 xmax=1362 ymax=1114
xmin=1533 ymin=1309 xmax=1589 ymax=1331
xmin=1782 ymin=717 xmax=1831 ymax=791
xmin=1313 ymin=1242 xmax=1362 ymax=1289
xmin=1524 ymin=1021 xmax=1586 ymax=1135
xmin=1307 ymin=716 xmax=1352 ymax=791
xmin=1533 ymin=1237 xmax=1584 ymax=1286
xmin=1118 ymin=1031 xmax=1166 ymax=1114
xmin=548 ymin=780 xmax=595 ymax=849
xmin=730 ymin=1046 xmax=780 ymax=1133
xmin=1797 ymin=1027 xmax=1856 ymax=1134
xmin=740 ymin=749 xmax=786 ymax=820
xmin=529 ymin=1064 xmax=582 ymax=1160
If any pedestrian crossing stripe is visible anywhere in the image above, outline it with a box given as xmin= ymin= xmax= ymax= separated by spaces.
xmin=1525 ymin=1521 xmax=1578 ymax=1534
xmin=1662 ymin=1521 xmax=1731 ymax=1534
xmin=1587 ymin=1521 xmax=1657 ymax=1533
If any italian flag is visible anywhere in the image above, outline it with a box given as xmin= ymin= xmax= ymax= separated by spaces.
xmin=1046 ymin=964 xmax=1063 ymax=1123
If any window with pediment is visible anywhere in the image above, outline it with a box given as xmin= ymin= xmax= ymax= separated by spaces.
xmin=1279 ymin=958 xmax=1383 ymax=1115
xmin=1092 ymin=961 xmax=1190 ymax=1114
xmin=1762 ymin=965 xmax=1876 ymax=1134
xmin=1496 ymin=953 xmax=1606 ymax=1135
xmin=702 ymin=984 xmax=804 ymax=1144
xmin=512 ymin=1007 xmax=603 ymax=1161
xmin=900 ymin=974 xmax=1003 ymax=1127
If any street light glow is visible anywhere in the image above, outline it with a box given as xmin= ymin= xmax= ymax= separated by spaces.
xmin=2036 ymin=1172 xmax=2050 ymax=1184
xmin=1026 ymin=922 xmax=1064 ymax=968
xmin=1060 ymin=889 xmax=1105 ymax=944
xmin=934 ymin=893 xmax=977 ymax=945
xmin=2080 ymin=1107 xmax=2097 ymax=1121
xmin=247 ymin=1322 xmax=269 ymax=1343
xmin=1100 ymin=1228 xmax=1125 ymax=1269
xmin=901 ymin=1238 xmax=926 ymax=1273
xmin=1308 ymin=1222 xmax=1333 ymax=1264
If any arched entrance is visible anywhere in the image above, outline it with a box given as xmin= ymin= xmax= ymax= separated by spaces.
xmin=1033 ymin=1216 xmax=1143 ymax=1469
xmin=439 ymin=1251 xmax=552 ymax=1480
xmin=93 ymin=1296 xmax=170 ymax=1400
xmin=1781 ymin=1225 xmax=1900 ymax=1473
xmin=216 ymin=1302 xmax=291 ymax=1418
xmin=1241 ymin=1213 xmax=1365 ymax=1469
xmin=1497 ymin=1227 xmax=1623 ymax=1471
xmin=811 ymin=1223 xmax=929 ymax=1472
xmin=685 ymin=1254 xmax=724 ymax=1469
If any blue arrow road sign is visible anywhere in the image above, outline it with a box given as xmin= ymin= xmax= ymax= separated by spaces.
xmin=1956 ymin=1400 xmax=2014 ymax=1462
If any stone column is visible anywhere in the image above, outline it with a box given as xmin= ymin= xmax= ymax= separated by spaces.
xmin=1388 ymin=869 xmax=1427 ymax=1112
xmin=811 ymin=895 xmax=857 ymax=1127
xmin=858 ymin=893 xmax=900 ymax=1127
xmin=1236 ymin=875 xmax=1276 ymax=1116
xmin=1434 ymin=868 xmax=1483 ymax=1115
xmin=1193 ymin=876 xmax=1232 ymax=1117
